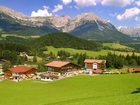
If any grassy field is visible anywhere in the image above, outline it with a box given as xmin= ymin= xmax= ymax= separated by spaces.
xmin=0 ymin=74 xmax=140 ymax=105
xmin=1 ymin=34 xmax=40 ymax=39
xmin=44 ymin=46 xmax=140 ymax=57
xmin=103 ymin=43 xmax=133 ymax=50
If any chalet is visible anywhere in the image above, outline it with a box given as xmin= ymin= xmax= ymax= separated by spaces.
xmin=84 ymin=59 xmax=106 ymax=74
xmin=44 ymin=61 xmax=81 ymax=81
xmin=5 ymin=66 xmax=37 ymax=81
xmin=129 ymin=68 xmax=140 ymax=73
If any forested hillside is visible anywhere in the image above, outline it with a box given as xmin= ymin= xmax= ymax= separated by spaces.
xmin=33 ymin=33 xmax=103 ymax=51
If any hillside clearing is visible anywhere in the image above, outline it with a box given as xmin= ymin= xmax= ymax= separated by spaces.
xmin=103 ymin=43 xmax=134 ymax=50
xmin=44 ymin=46 xmax=140 ymax=57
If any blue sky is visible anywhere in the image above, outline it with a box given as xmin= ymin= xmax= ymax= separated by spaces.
xmin=0 ymin=0 xmax=140 ymax=27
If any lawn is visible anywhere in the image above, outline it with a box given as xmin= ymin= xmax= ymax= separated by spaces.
xmin=44 ymin=46 xmax=140 ymax=57
xmin=0 ymin=74 xmax=140 ymax=105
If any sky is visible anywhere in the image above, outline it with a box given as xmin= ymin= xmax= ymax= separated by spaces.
xmin=0 ymin=0 xmax=140 ymax=27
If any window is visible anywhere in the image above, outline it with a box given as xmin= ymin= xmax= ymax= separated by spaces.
xmin=93 ymin=63 xmax=97 ymax=70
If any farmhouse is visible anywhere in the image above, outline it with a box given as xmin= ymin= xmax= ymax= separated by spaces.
xmin=84 ymin=59 xmax=106 ymax=74
xmin=129 ymin=68 xmax=140 ymax=73
xmin=5 ymin=66 xmax=37 ymax=81
xmin=44 ymin=61 xmax=81 ymax=80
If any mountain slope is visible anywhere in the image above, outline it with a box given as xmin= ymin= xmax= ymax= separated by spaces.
xmin=0 ymin=7 xmax=59 ymax=35
xmin=71 ymin=25 xmax=131 ymax=42
xmin=68 ymin=13 xmax=131 ymax=42
xmin=33 ymin=33 xmax=102 ymax=51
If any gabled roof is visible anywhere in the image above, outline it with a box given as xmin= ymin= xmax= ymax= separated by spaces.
xmin=84 ymin=59 xmax=106 ymax=63
xmin=10 ymin=66 xmax=35 ymax=73
xmin=45 ymin=61 xmax=70 ymax=68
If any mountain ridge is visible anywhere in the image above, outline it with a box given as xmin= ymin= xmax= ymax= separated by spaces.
xmin=0 ymin=6 xmax=132 ymax=42
xmin=118 ymin=26 xmax=140 ymax=37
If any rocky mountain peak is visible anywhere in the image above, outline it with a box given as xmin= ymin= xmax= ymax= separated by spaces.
xmin=74 ymin=12 xmax=101 ymax=22
xmin=0 ymin=6 xmax=27 ymax=19
xmin=48 ymin=15 xmax=71 ymax=28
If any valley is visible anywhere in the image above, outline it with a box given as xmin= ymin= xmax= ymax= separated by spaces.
xmin=0 ymin=4 xmax=140 ymax=105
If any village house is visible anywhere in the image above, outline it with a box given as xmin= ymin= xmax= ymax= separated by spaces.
xmin=4 ymin=66 xmax=37 ymax=81
xmin=43 ymin=61 xmax=81 ymax=81
xmin=19 ymin=52 xmax=34 ymax=62
xmin=129 ymin=68 xmax=140 ymax=73
xmin=84 ymin=59 xmax=106 ymax=74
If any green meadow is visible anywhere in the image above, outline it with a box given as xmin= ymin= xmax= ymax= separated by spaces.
xmin=103 ymin=43 xmax=134 ymax=50
xmin=0 ymin=74 xmax=140 ymax=105
xmin=1 ymin=34 xmax=40 ymax=39
xmin=44 ymin=46 xmax=140 ymax=57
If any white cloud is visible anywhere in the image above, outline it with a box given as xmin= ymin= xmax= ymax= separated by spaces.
xmin=135 ymin=0 xmax=140 ymax=6
xmin=135 ymin=16 xmax=140 ymax=21
xmin=31 ymin=6 xmax=52 ymax=17
xmin=52 ymin=4 xmax=63 ymax=13
xmin=61 ymin=0 xmax=72 ymax=5
xmin=43 ymin=5 xmax=50 ymax=9
xmin=73 ymin=0 xmax=134 ymax=7
xmin=117 ymin=7 xmax=140 ymax=20
xmin=74 ymin=0 xmax=97 ymax=7
xmin=101 ymin=0 xmax=134 ymax=7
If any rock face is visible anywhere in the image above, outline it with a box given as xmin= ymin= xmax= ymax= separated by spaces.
xmin=118 ymin=26 xmax=140 ymax=37
xmin=62 ymin=13 xmax=99 ymax=32
xmin=0 ymin=6 xmax=131 ymax=41
xmin=0 ymin=6 xmax=26 ymax=19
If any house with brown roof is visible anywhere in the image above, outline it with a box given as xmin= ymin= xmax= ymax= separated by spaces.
xmin=44 ymin=61 xmax=81 ymax=81
xmin=129 ymin=68 xmax=140 ymax=73
xmin=84 ymin=59 xmax=106 ymax=74
xmin=5 ymin=66 xmax=37 ymax=81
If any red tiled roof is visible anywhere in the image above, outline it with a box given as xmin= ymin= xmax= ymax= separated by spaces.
xmin=45 ymin=61 xmax=70 ymax=68
xmin=10 ymin=66 xmax=34 ymax=73
xmin=84 ymin=59 xmax=106 ymax=63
